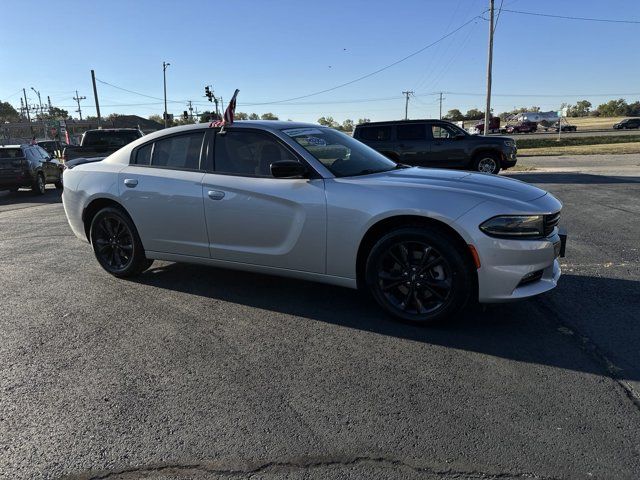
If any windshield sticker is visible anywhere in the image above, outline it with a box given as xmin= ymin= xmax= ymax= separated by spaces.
xmin=305 ymin=136 xmax=327 ymax=146
xmin=284 ymin=128 xmax=324 ymax=137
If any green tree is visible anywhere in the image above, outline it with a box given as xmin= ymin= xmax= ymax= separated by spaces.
xmin=627 ymin=101 xmax=640 ymax=117
xmin=248 ymin=113 xmax=260 ymax=120
xmin=443 ymin=109 xmax=464 ymax=121
xmin=357 ymin=118 xmax=371 ymax=125
xmin=317 ymin=116 xmax=338 ymax=128
xmin=260 ymin=112 xmax=278 ymax=120
xmin=596 ymin=98 xmax=628 ymax=117
xmin=0 ymin=101 xmax=20 ymax=122
xmin=199 ymin=111 xmax=221 ymax=123
xmin=235 ymin=112 xmax=249 ymax=120
xmin=341 ymin=119 xmax=354 ymax=132
xmin=464 ymin=108 xmax=484 ymax=120
xmin=44 ymin=107 xmax=69 ymax=120
xmin=148 ymin=114 xmax=163 ymax=125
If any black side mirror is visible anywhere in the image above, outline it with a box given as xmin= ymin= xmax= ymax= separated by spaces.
xmin=271 ymin=160 xmax=307 ymax=178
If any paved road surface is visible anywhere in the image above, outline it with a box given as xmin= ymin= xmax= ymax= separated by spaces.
xmin=1 ymin=162 xmax=639 ymax=479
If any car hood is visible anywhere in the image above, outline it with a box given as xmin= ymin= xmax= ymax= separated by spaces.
xmin=353 ymin=167 xmax=547 ymax=202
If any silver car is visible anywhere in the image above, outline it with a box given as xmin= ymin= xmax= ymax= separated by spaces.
xmin=62 ymin=121 xmax=565 ymax=324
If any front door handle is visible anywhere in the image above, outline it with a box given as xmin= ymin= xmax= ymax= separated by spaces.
xmin=124 ymin=178 xmax=138 ymax=188
xmin=207 ymin=190 xmax=225 ymax=200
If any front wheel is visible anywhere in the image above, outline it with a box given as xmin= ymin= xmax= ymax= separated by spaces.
xmin=32 ymin=173 xmax=46 ymax=195
xmin=365 ymin=227 xmax=474 ymax=324
xmin=473 ymin=153 xmax=501 ymax=174
xmin=90 ymin=207 xmax=152 ymax=277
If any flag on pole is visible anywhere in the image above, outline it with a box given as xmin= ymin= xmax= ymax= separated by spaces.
xmin=210 ymin=89 xmax=239 ymax=130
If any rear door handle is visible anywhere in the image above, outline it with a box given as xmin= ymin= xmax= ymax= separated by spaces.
xmin=124 ymin=178 xmax=138 ymax=188
xmin=207 ymin=190 xmax=225 ymax=200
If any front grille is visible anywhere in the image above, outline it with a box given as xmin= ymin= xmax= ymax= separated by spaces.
xmin=543 ymin=212 xmax=560 ymax=237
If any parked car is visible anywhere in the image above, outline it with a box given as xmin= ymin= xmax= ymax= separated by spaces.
xmin=613 ymin=118 xmax=640 ymax=129
xmin=37 ymin=140 xmax=67 ymax=158
xmin=0 ymin=144 xmax=64 ymax=194
xmin=62 ymin=121 xmax=565 ymax=324
xmin=505 ymin=121 xmax=538 ymax=134
xmin=353 ymin=119 xmax=517 ymax=174
xmin=553 ymin=122 xmax=577 ymax=132
xmin=474 ymin=117 xmax=501 ymax=134
xmin=63 ymin=128 xmax=143 ymax=162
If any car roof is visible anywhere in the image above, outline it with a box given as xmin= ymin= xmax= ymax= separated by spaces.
xmin=354 ymin=119 xmax=451 ymax=127
xmin=135 ymin=120 xmax=327 ymax=137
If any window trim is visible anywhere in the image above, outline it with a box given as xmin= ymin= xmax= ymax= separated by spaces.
xmin=129 ymin=130 xmax=207 ymax=172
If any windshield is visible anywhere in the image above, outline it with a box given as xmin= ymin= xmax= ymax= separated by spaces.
xmin=283 ymin=127 xmax=399 ymax=177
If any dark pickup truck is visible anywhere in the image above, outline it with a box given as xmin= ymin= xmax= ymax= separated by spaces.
xmin=63 ymin=128 xmax=143 ymax=162
xmin=353 ymin=119 xmax=517 ymax=174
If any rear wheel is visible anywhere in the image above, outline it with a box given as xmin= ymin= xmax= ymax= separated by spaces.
xmin=365 ymin=227 xmax=473 ymax=324
xmin=54 ymin=174 xmax=63 ymax=190
xmin=32 ymin=173 xmax=46 ymax=195
xmin=473 ymin=153 xmax=501 ymax=174
xmin=90 ymin=207 xmax=152 ymax=277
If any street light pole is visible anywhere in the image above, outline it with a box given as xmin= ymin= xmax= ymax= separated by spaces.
xmin=163 ymin=61 xmax=170 ymax=128
xmin=31 ymin=87 xmax=46 ymax=138
xmin=483 ymin=0 xmax=495 ymax=136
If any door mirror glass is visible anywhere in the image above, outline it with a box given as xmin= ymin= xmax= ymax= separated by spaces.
xmin=270 ymin=160 xmax=307 ymax=178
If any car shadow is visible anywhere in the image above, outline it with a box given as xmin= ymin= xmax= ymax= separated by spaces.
xmin=131 ymin=262 xmax=640 ymax=380
xmin=0 ymin=187 xmax=62 ymax=208
xmin=508 ymin=172 xmax=640 ymax=184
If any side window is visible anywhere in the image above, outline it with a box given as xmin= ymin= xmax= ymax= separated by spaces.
xmin=151 ymin=132 xmax=204 ymax=169
xmin=214 ymin=130 xmax=298 ymax=177
xmin=134 ymin=143 xmax=153 ymax=165
xmin=358 ymin=126 xmax=391 ymax=141
xmin=431 ymin=124 xmax=457 ymax=139
xmin=397 ymin=124 xmax=426 ymax=140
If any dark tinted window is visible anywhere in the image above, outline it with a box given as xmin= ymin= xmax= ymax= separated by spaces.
xmin=135 ymin=143 xmax=153 ymax=165
xmin=151 ymin=132 xmax=204 ymax=169
xmin=83 ymin=130 xmax=141 ymax=147
xmin=214 ymin=130 xmax=297 ymax=177
xmin=0 ymin=148 xmax=24 ymax=159
xmin=397 ymin=124 xmax=426 ymax=140
xmin=358 ymin=126 xmax=391 ymax=141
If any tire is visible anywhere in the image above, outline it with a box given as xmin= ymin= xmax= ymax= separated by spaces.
xmin=365 ymin=227 xmax=474 ymax=325
xmin=89 ymin=207 xmax=152 ymax=278
xmin=472 ymin=153 xmax=501 ymax=174
xmin=54 ymin=173 xmax=63 ymax=190
xmin=32 ymin=173 xmax=46 ymax=195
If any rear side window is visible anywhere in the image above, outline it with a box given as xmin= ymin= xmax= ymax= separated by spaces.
xmin=0 ymin=148 xmax=23 ymax=159
xmin=151 ymin=132 xmax=204 ymax=170
xmin=135 ymin=143 xmax=153 ymax=165
xmin=358 ymin=126 xmax=391 ymax=141
xmin=397 ymin=124 xmax=426 ymax=140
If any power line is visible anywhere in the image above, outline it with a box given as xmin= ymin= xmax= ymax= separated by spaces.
xmin=96 ymin=78 xmax=186 ymax=103
xmin=249 ymin=14 xmax=485 ymax=106
xmin=502 ymin=8 xmax=640 ymax=24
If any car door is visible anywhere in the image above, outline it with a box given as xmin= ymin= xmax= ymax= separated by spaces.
xmin=118 ymin=130 xmax=209 ymax=258
xmin=201 ymin=128 xmax=326 ymax=273
xmin=427 ymin=123 xmax=469 ymax=167
xmin=396 ymin=123 xmax=430 ymax=165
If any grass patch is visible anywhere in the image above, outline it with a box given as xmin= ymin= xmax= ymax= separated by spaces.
xmin=519 ymin=142 xmax=640 ymax=157
xmin=516 ymin=134 xmax=640 ymax=149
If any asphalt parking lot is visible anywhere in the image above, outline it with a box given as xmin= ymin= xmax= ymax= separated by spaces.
xmin=1 ymin=158 xmax=639 ymax=479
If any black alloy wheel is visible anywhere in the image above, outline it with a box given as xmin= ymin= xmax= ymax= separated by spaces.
xmin=366 ymin=227 xmax=473 ymax=324
xmin=90 ymin=207 xmax=152 ymax=277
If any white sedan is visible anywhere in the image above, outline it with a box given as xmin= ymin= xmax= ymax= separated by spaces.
xmin=62 ymin=121 xmax=565 ymax=324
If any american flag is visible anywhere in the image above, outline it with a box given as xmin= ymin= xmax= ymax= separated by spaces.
xmin=210 ymin=89 xmax=240 ymax=128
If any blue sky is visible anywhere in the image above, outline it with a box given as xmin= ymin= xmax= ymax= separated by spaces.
xmin=2 ymin=0 xmax=639 ymax=122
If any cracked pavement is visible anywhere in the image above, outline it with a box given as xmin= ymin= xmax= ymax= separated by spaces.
xmin=1 ymin=162 xmax=639 ymax=479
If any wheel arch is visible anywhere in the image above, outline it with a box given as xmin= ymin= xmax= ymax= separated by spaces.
xmin=82 ymin=197 xmax=132 ymax=241
xmin=355 ymin=214 xmax=478 ymax=294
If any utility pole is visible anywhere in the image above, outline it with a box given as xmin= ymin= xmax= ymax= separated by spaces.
xmin=483 ymin=0 xmax=494 ymax=136
xmin=402 ymin=90 xmax=414 ymax=120
xmin=187 ymin=100 xmax=193 ymax=121
xmin=47 ymin=96 xmax=53 ymax=114
xmin=91 ymin=69 xmax=102 ymax=127
xmin=163 ymin=61 xmax=170 ymax=128
xmin=439 ymin=92 xmax=444 ymax=120
xmin=73 ymin=90 xmax=86 ymax=120
xmin=22 ymin=89 xmax=33 ymax=134
xmin=30 ymin=87 xmax=46 ymax=138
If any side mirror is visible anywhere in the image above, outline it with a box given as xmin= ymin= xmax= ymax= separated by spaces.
xmin=270 ymin=160 xmax=307 ymax=178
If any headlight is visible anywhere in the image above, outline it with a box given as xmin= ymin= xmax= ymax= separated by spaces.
xmin=480 ymin=215 xmax=544 ymax=238
xmin=504 ymin=140 xmax=515 ymax=147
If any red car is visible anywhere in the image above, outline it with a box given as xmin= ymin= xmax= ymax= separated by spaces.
xmin=506 ymin=121 xmax=538 ymax=134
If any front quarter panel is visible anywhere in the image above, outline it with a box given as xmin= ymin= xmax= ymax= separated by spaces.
xmin=324 ymin=178 xmax=484 ymax=279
